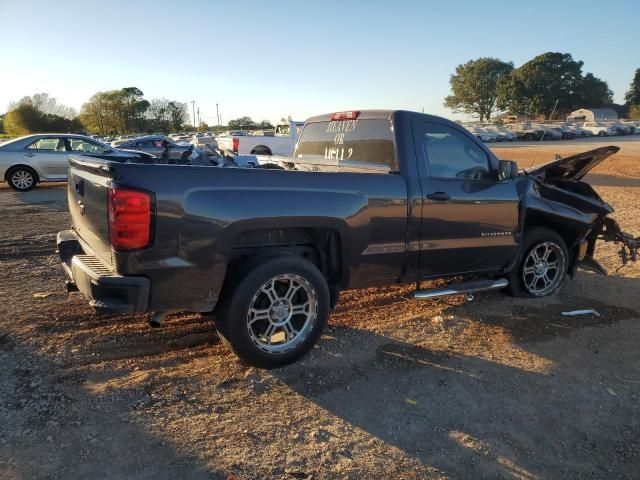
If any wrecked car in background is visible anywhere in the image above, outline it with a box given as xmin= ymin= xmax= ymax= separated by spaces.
xmin=57 ymin=110 xmax=639 ymax=368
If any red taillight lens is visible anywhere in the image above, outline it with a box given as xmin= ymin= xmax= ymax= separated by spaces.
xmin=108 ymin=188 xmax=151 ymax=250
xmin=331 ymin=111 xmax=360 ymax=121
xmin=232 ymin=137 xmax=239 ymax=153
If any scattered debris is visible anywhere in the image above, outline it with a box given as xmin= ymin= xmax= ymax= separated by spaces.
xmin=606 ymin=388 xmax=617 ymax=396
xmin=561 ymin=309 xmax=601 ymax=317
xmin=404 ymin=398 xmax=417 ymax=406
xmin=32 ymin=292 xmax=53 ymax=299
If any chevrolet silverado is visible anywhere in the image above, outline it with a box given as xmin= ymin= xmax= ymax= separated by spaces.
xmin=58 ymin=110 xmax=638 ymax=367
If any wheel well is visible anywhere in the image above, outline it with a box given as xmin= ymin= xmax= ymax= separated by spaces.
xmin=228 ymin=227 xmax=343 ymax=289
xmin=5 ymin=164 xmax=39 ymax=182
xmin=250 ymin=145 xmax=271 ymax=154
xmin=522 ymin=213 xmax=585 ymax=253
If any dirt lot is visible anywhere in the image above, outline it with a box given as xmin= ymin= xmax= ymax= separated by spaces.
xmin=1 ymin=140 xmax=639 ymax=479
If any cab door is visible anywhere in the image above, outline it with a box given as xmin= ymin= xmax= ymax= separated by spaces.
xmin=413 ymin=120 xmax=520 ymax=277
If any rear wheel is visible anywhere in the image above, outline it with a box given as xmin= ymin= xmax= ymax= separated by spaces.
xmin=215 ymin=256 xmax=330 ymax=368
xmin=524 ymin=133 xmax=534 ymax=141
xmin=597 ymin=131 xmax=606 ymax=137
xmin=506 ymin=227 xmax=568 ymax=298
xmin=7 ymin=166 xmax=38 ymax=192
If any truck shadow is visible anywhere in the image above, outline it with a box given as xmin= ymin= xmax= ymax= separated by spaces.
xmin=273 ymin=275 xmax=640 ymax=479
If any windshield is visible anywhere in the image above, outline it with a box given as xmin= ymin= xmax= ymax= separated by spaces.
xmin=295 ymin=119 xmax=397 ymax=171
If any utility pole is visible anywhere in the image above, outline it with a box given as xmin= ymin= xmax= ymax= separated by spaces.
xmin=216 ymin=103 xmax=220 ymax=126
xmin=191 ymin=100 xmax=196 ymax=130
xmin=197 ymin=107 xmax=200 ymax=129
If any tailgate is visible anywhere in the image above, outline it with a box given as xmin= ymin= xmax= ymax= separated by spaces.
xmin=67 ymin=156 xmax=115 ymax=268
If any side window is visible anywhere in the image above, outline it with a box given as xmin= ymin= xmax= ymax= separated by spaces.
xmin=26 ymin=137 xmax=66 ymax=152
xmin=420 ymin=124 xmax=491 ymax=181
xmin=68 ymin=138 xmax=108 ymax=153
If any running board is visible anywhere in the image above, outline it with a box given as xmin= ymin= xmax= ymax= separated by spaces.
xmin=413 ymin=278 xmax=509 ymax=299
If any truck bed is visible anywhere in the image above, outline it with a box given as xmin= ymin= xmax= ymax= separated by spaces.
xmin=65 ymin=156 xmax=409 ymax=312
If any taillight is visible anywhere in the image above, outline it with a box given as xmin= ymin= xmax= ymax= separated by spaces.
xmin=331 ymin=111 xmax=360 ymax=121
xmin=232 ymin=137 xmax=239 ymax=153
xmin=108 ymin=188 xmax=151 ymax=251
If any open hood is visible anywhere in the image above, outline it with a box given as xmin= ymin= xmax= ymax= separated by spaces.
xmin=528 ymin=146 xmax=620 ymax=182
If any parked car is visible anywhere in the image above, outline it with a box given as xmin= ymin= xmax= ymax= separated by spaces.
xmin=608 ymin=122 xmax=632 ymax=135
xmin=114 ymin=135 xmax=193 ymax=160
xmin=465 ymin=126 xmax=498 ymax=142
xmin=57 ymin=109 xmax=639 ymax=368
xmin=555 ymin=125 xmax=577 ymax=140
xmin=485 ymin=126 xmax=516 ymax=141
xmin=566 ymin=125 xmax=593 ymax=138
xmin=582 ymin=122 xmax=617 ymax=137
xmin=536 ymin=125 xmax=563 ymax=141
xmin=0 ymin=134 xmax=154 ymax=191
xmin=505 ymin=123 xmax=544 ymax=141
xmin=217 ymin=121 xmax=305 ymax=156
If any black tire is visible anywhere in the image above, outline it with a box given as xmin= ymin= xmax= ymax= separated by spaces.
xmin=214 ymin=256 xmax=330 ymax=368
xmin=505 ymin=227 xmax=568 ymax=298
xmin=250 ymin=146 xmax=272 ymax=156
xmin=6 ymin=166 xmax=38 ymax=192
xmin=597 ymin=131 xmax=605 ymax=137
xmin=524 ymin=133 xmax=534 ymax=141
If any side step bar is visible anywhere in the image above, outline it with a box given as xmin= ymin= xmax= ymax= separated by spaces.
xmin=413 ymin=278 xmax=509 ymax=299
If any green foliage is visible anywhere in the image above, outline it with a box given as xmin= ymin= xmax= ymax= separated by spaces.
xmin=444 ymin=57 xmax=513 ymax=122
xmin=9 ymin=93 xmax=77 ymax=119
xmin=79 ymin=88 xmax=188 ymax=134
xmin=258 ymin=120 xmax=274 ymax=129
xmin=578 ymin=73 xmax=614 ymax=107
xmin=496 ymin=52 xmax=612 ymax=119
xmin=625 ymin=68 xmax=640 ymax=105
xmin=4 ymin=103 xmax=81 ymax=136
xmin=629 ymin=104 xmax=640 ymax=120
xmin=167 ymin=101 xmax=189 ymax=131
xmin=228 ymin=116 xmax=257 ymax=129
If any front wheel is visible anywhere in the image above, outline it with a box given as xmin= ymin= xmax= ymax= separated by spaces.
xmin=506 ymin=227 xmax=568 ymax=298
xmin=215 ymin=256 xmax=330 ymax=368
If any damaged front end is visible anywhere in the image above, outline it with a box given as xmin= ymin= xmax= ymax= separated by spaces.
xmin=525 ymin=146 xmax=639 ymax=274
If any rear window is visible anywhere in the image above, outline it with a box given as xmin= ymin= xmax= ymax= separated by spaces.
xmin=295 ymin=119 xmax=397 ymax=172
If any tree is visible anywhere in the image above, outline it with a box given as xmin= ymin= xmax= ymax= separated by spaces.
xmin=4 ymin=103 xmax=81 ymax=135
xmin=629 ymin=104 xmax=640 ymax=120
xmin=228 ymin=116 xmax=256 ymax=129
xmin=578 ymin=73 xmax=614 ymax=107
xmin=496 ymin=52 xmax=608 ymax=119
xmin=625 ymin=68 xmax=640 ymax=106
xmin=147 ymin=98 xmax=171 ymax=133
xmin=121 ymin=87 xmax=149 ymax=132
xmin=167 ymin=101 xmax=188 ymax=131
xmin=9 ymin=93 xmax=77 ymax=119
xmin=258 ymin=120 xmax=274 ymax=129
xmin=444 ymin=57 xmax=513 ymax=122
xmin=80 ymin=91 xmax=126 ymax=135
xmin=4 ymin=104 xmax=45 ymax=135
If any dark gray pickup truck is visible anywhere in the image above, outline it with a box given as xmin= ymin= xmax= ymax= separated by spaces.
xmin=58 ymin=110 xmax=638 ymax=367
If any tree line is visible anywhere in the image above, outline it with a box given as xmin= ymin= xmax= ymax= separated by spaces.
xmin=445 ymin=52 xmax=640 ymax=122
xmin=0 ymin=88 xmax=191 ymax=137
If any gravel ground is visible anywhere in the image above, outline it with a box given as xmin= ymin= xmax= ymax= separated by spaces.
xmin=0 ymin=141 xmax=639 ymax=479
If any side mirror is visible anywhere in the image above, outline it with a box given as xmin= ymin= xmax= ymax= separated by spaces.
xmin=498 ymin=160 xmax=518 ymax=181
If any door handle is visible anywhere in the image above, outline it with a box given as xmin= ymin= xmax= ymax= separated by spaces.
xmin=427 ymin=192 xmax=450 ymax=201
xmin=25 ymin=152 xmax=35 ymax=157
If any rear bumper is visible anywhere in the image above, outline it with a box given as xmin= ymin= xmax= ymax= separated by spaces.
xmin=57 ymin=230 xmax=150 ymax=314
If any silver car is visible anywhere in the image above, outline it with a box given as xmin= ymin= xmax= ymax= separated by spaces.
xmin=0 ymin=134 xmax=150 ymax=191
xmin=114 ymin=135 xmax=193 ymax=160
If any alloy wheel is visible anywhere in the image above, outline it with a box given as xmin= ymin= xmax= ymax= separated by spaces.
xmin=246 ymin=274 xmax=318 ymax=353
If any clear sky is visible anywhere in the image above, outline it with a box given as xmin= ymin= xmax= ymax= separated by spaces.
xmin=1 ymin=0 xmax=638 ymax=124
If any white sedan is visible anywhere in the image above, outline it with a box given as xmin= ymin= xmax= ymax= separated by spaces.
xmin=582 ymin=122 xmax=617 ymax=137
xmin=0 ymin=134 xmax=152 ymax=191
